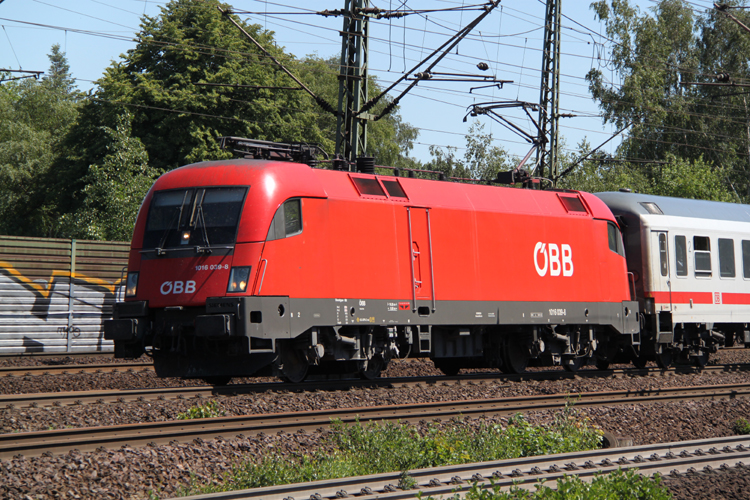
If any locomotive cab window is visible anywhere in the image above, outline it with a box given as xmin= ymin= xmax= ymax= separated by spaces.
xmin=142 ymin=186 xmax=247 ymax=250
xmin=607 ymin=222 xmax=624 ymax=256
xmin=267 ymin=199 xmax=302 ymax=241
xmin=743 ymin=240 xmax=750 ymax=279
xmin=674 ymin=235 xmax=687 ymax=277
xmin=719 ymin=238 xmax=736 ymax=278
xmin=694 ymin=236 xmax=712 ymax=277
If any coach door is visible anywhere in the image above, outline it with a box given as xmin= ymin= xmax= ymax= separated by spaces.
xmin=650 ymin=230 xmax=672 ymax=311
xmin=407 ymin=207 xmax=435 ymax=313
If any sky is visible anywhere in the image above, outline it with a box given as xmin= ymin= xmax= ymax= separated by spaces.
xmin=0 ymin=0 xmax=720 ymax=167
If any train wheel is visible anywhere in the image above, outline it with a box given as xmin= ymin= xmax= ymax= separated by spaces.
xmin=595 ymin=341 xmax=618 ymax=370
xmin=656 ymin=348 xmax=673 ymax=370
xmin=202 ymin=376 xmax=232 ymax=386
xmin=562 ymin=356 xmax=584 ymax=372
xmin=693 ymin=351 xmax=709 ymax=368
xmin=359 ymin=354 xmax=388 ymax=380
xmin=503 ymin=338 xmax=530 ymax=374
xmin=280 ymin=346 xmax=309 ymax=383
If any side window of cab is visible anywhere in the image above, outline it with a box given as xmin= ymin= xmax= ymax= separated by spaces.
xmin=607 ymin=221 xmax=625 ymax=257
xmin=267 ymin=199 xmax=302 ymax=241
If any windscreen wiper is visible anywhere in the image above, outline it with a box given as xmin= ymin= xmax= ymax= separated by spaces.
xmin=194 ymin=203 xmax=212 ymax=255
xmin=151 ymin=191 xmax=189 ymax=257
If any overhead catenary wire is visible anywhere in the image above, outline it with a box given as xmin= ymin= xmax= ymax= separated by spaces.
xmin=6 ymin=0 xmax=750 ymax=167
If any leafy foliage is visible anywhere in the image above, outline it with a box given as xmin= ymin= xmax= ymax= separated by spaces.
xmin=181 ymin=404 xmax=602 ymax=494
xmin=176 ymin=400 xmax=225 ymax=420
xmin=583 ymin=0 xmax=748 ymax=201
xmin=460 ymin=469 xmax=672 ymax=500
xmin=425 ymin=122 xmax=515 ymax=180
xmin=0 ymin=1 xmax=420 ymax=240
xmin=0 ymin=45 xmax=80 ymax=237
xmin=56 ymin=112 xmax=162 ymax=241
xmin=733 ymin=418 xmax=750 ymax=435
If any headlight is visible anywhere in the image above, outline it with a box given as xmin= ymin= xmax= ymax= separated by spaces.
xmin=227 ymin=266 xmax=251 ymax=293
xmin=125 ymin=272 xmax=139 ymax=297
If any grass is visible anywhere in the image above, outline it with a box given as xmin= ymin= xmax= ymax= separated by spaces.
xmin=179 ymin=402 xmax=604 ymax=495
xmin=458 ymin=468 xmax=672 ymax=500
xmin=176 ymin=400 xmax=224 ymax=420
xmin=733 ymin=418 xmax=750 ymax=435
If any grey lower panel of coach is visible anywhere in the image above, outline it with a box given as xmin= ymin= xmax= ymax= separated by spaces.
xmin=205 ymin=296 xmax=640 ymax=343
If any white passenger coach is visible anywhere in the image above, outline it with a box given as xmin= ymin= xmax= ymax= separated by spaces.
xmin=597 ymin=191 xmax=750 ymax=368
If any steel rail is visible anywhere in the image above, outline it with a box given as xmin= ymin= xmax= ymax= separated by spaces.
xmin=171 ymin=435 xmax=750 ymax=500
xmin=3 ymin=364 xmax=750 ymax=409
xmin=2 ymin=383 xmax=750 ymax=460
xmin=2 ymin=359 xmax=749 ymax=381
xmin=0 ymin=362 xmax=154 ymax=378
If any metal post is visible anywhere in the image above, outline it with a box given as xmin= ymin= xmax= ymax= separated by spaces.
xmin=335 ymin=0 xmax=370 ymax=166
xmin=536 ymin=0 xmax=561 ymax=186
xmin=66 ymin=239 xmax=77 ymax=352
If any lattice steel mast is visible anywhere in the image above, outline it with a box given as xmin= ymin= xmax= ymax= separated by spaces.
xmin=536 ymin=0 xmax=561 ymax=187
xmin=335 ymin=0 xmax=371 ymax=164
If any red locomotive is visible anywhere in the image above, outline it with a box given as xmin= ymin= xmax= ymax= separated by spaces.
xmin=105 ymin=139 xmax=640 ymax=383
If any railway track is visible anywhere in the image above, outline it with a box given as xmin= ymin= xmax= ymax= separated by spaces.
xmin=2 ymin=382 xmax=750 ymax=460
xmin=4 ymin=360 xmax=750 ymax=380
xmin=0 ymin=362 xmax=154 ymax=378
xmin=3 ymin=363 xmax=750 ymax=409
xmin=171 ymin=435 xmax=750 ymax=500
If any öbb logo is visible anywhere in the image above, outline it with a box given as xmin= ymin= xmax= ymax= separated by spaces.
xmin=534 ymin=243 xmax=573 ymax=277
xmin=160 ymin=281 xmax=196 ymax=295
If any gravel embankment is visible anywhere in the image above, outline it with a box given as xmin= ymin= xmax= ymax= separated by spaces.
xmin=1 ymin=349 xmax=749 ymax=499
xmin=2 ymin=350 xmax=750 ymax=433
xmin=2 ymin=399 xmax=750 ymax=499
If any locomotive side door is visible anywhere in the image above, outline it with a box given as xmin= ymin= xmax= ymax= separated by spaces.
xmin=650 ymin=230 xmax=672 ymax=311
xmin=407 ymin=207 xmax=435 ymax=312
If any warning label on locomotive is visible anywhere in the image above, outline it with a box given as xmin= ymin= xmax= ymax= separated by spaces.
xmin=399 ymin=302 xmax=410 ymax=310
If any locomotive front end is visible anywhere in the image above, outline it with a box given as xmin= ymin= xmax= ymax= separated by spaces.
xmin=104 ymin=160 xmax=297 ymax=382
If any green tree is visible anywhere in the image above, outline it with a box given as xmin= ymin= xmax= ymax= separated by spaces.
xmin=586 ymin=0 xmax=745 ymax=202
xmin=48 ymin=0 xmax=420 ymax=237
xmin=425 ymin=121 xmax=514 ymax=180
xmin=0 ymin=45 xmax=79 ymax=237
xmin=292 ymin=54 xmax=420 ymax=170
xmin=57 ymin=112 xmax=162 ymax=241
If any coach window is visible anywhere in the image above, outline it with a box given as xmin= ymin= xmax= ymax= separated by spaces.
xmin=719 ymin=239 xmax=736 ymax=278
xmin=607 ymin=222 xmax=624 ymax=256
xmin=694 ymin=236 xmax=712 ymax=277
xmin=743 ymin=241 xmax=750 ymax=279
xmin=659 ymin=233 xmax=668 ymax=277
xmin=266 ymin=199 xmax=302 ymax=241
xmin=674 ymin=235 xmax=687 ymax=277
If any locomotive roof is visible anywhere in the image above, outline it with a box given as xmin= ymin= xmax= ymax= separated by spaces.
xmin=595 ymin=191 xmax=750 ymax=222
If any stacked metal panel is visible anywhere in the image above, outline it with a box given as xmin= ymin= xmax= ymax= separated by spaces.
xmin=0 ymin=236 xmax=129 ymax=355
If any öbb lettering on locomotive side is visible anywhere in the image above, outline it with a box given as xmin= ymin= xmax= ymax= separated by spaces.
xmin=104 ymin=139 xmax=750 ymax=384
xmin=533 ymin=242 xmax=574 ymax=277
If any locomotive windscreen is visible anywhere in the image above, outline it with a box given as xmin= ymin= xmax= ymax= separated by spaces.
xmin=142 ymin=187 xmax=247 ymax=250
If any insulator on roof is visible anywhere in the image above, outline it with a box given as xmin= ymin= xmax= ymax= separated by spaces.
xmin=356 ymin=156 xmax=375 ymax=174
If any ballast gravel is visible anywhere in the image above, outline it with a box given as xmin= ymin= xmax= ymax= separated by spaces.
xmin=2 ymin=400 xmax=750 ymax=499
xmin=0 ymin=349 xmax=749 ymax=499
